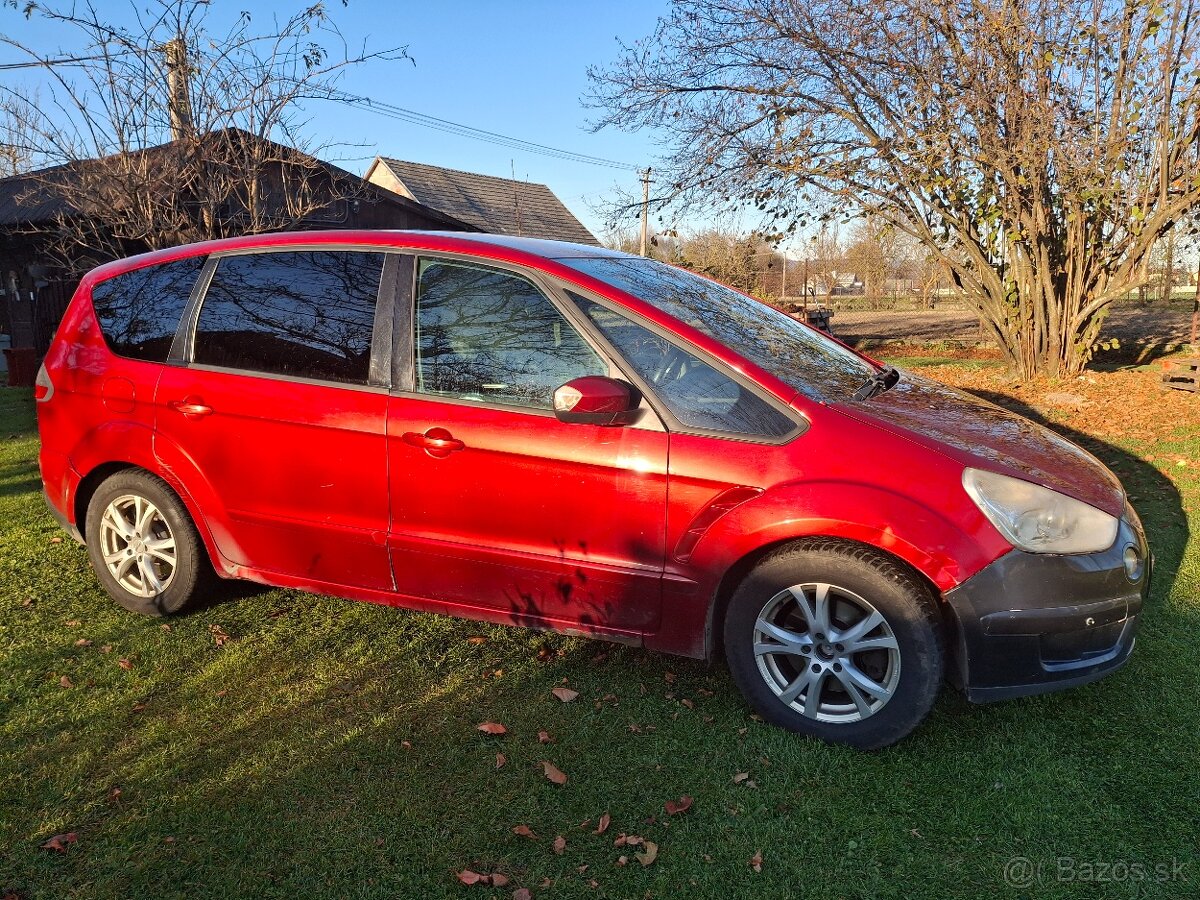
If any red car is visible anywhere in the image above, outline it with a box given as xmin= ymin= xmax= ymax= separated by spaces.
xmin=36 ymin=231 xmax=1150 ymax=748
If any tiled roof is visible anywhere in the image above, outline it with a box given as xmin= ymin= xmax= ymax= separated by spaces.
xmin=374 ymin=158 xmax=599 ymax=246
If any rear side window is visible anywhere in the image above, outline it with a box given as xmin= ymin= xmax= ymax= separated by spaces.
xmin=574 ymin=295 xmax=796 ymax=439
xmin=90 ymin=256 xmax=206 ymax=362
xmin=193 ymin=250 xmax=385 ymax=385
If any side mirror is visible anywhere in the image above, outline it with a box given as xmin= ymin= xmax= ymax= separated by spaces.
xmin=553 ymin=376 xmax=641 ymax=426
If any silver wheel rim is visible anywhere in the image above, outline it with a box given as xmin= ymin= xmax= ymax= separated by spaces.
xmin=99 ymin=494 xmax=177 ymax=598
xmin=753 ymin=582 xmax=901 ymax=724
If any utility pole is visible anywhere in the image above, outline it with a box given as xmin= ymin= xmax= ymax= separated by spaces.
xmin=164 ymin=37 xmax=194 ymax=141
xmin=639 ymin=167 xmax=651 ymax=257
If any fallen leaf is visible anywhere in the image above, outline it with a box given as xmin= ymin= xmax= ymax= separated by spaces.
xmin=750 ymin=850 xmax=763 ymax=872
xmin=665 ymin=795 xmax=693 ymax=815
xmin=106 ymin=787 xmax=122 ymax=803
xmin=551 ymin=687 xmax=579 ymax=703
xmin=118 ymin=658 xmax=133 ymax=670
xmin=401 ymin=740 xmax=412 ymax=750
xmin=491 ymin=873 xmax=509 ymax=887
xmin=65 ymin=620 xmax=81 ymax=627
xmin=73 ymin=638 xmax=91 ymax=647
xmin=49 ymin=536 xmax=63 ymax=544
xmin=553 ymin=835 xmax=566 ymax=855
xmin=131 ymin=702 xmax=146 ymax=712
xmin=664 ymin=672 xmax=676 ymax=683
xmin=209 ymin=624 xmax=230 ymax=647
xmin=512 ymin=825 xmax=537 ymax=839
xmin=457 ymin=870 xmax=483 ymax=885
xmin=477 ymin=722 xmax=507 ymax=735
xmin=541 ymin=761 xmax=567 ymax=785
xmin=467 ymin=635 xmax=486 ymax=644
xmin=22 ymin=597 xmax=34 ymax=607
xmin=512 ymin=890 xmax=532 ymax=900
xmin=40 ymin=832 xmax=77 ymax=852
xmin=616 ymin=855 xmax=628 ymax=866
xmin=680 ymin=698 xmax=695 ymax=709
xmin=100 ymin=645 xmax=112 ymax=653
xmin=59 ymin=675 xmax=72 ymax=688
xmin=538 ymin=731 xmax=552 ymax=744
xmin=163 ymin=836 xmax=175 ymax=844
xmin=635 ymin=841 xmax=658 ymax=866
xmin=159 ymin=623 xmax=171 ymax=631
xmin=614 ymin=833 xmax=642 ymax=847
xmin=733 ymin=772 xmax=750 ymax=784
xmin=495 ymin=752 xmax=506 ymax=768
xmin=594 ymin=812 xmax=610 ymax=835
xmin=214 ymin=690 xmax=228 ymax=698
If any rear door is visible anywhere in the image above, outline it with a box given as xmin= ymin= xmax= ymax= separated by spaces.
xmin=155 ymin=248 xmax=396 ymax=591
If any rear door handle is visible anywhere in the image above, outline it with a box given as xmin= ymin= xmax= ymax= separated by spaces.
xmin=168 ymin=397 xmax=213 ymax=419
xmin=402 ymin=427 xmax=465 ymax=459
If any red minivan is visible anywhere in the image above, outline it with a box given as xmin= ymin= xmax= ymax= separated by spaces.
xmin=36 ymin=231 xmax=1150 ymax=748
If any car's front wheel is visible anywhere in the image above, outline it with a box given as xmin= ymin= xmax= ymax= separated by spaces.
xmin=84 ymin=470 xmax=212 ymax=616
xmin=724 ymin=540 xmax=944 ymax=749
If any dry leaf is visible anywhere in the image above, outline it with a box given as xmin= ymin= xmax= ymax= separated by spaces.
xmin=681 ymin=698 xmax=695 ymax=709
xmin=541 ymin=761 xmax=567 ymax=785
xmin=73 ymin=638 xmax=91 ymax=647
xmin=551 ymin=686 xmax=579 ymax=703
xmin=594 ymin=812 xmax=610 ymax=835
xmin=635 ymin=841 xmax=658 ymax=866
xmin=100 ymin=645 xmax=112 ymax=653
xmin=118 ymin=658 xmax=133 ymax=670
xmin=664 ymin=672 xmax=676 ymax=683
xmin=496 ymin=753 xmax=506 ymax=768
xmin=107 ymin=787 xmax=122 ymax=803
xmin=40 ymin=832 xmax=77 ymax=852
xmin=750 ymin=850 xmax=763 ymax=872
xmin=457 ymin=870 xmax=483 ymax=885
xmin=538 ymin=731 xmax=552 ymax=744
xmin=616 ymin=855 xmax=628 ymax=866
xmin=553 ymin=835 xmax=566 ymax=855
xmin=59 ymin=675 xmax=72 ymax=688
xmin=209 ymin=624 xmax=230 ymax=647
xmin=512 ymin=825 xmax=537 ymax=839
xmin=490 ymin=873 xmax=509 ymax=887
xmin=22 ymin=597 xmax=34 ymax=607
xmin=477 ymin=722 xmax=507 ymax=735
xmin=159 ymin=623 xmax=171 ymax=631
xmin=513 ymin=889 xmax=532 ymax=900
xmin=65 ymin=620 xmax=81 ymax=627
xmin=49 ymin=536 xmax=63 ymax=544
xmin=401 ymin=740 xmax=412 ymax=750
xmin=665 ymin=795 xmax=693 ymax=815
xmin=733 ymin=772 xmax=750 ymax=783
xmin=467 ymin=635 xmax=486 ymax=644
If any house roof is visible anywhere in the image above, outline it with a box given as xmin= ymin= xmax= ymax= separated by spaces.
xmin=368 ymin=158 xmax=600 ymax=246
xmin=0 ymin=130 xmax=475 ymax=231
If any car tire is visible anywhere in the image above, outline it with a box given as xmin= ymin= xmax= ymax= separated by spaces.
xmin=84 ymin=469 xmax=213 ymax=616
xmin=723 ymin=539 xmax=944 ymax=750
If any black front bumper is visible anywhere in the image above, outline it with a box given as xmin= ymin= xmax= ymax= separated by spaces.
xmin=944 ymin=505 xmax=1150 ymax=703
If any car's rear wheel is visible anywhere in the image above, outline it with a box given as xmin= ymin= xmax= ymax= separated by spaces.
xmin=85 ymin=470 xmax=211 ymax=616
xmin=724 ymin=540 xmax=944 ymax=749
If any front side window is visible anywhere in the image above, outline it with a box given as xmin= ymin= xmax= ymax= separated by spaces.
xmin=574 ymin=295 xmax=796 ymax=439
xmin=560 ymin=256 xmax=876 ymax=403
xmin=193 ymin=250 xmax=385 ymax=384
xmin=90 ymin=256 xmax=206 ymax=362
xmin=414 ymin=259 xmax=605 ymax=410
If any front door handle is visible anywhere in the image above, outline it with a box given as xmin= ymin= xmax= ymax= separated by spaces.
xmin=168 ymin=397 xmax=213 ymax=419
xmin=402 ymin=427 xmax=465 ymax=459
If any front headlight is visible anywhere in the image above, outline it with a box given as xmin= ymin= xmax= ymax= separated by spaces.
xmin=962 ymin=468 xmax=1118 ymax=554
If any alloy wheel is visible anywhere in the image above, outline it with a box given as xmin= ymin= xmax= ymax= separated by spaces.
xmin=98 ymin=494 xmax=177 ymax=598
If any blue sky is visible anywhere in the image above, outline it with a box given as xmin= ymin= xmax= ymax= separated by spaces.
xmin=1 ymin=0 xmax=673 ymax=239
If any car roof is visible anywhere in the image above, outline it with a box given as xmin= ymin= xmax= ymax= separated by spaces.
xmin=83 ymin=229 xmax=634 ymax=285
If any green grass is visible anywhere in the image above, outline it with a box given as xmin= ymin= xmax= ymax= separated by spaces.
xmin=886 ymin=355 xmax=1006 ymax=370
xmin=2 ymin=384 xmax=1197 ymax=899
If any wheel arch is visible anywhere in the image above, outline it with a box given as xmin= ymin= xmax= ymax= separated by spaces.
xmin=705 ymin=535 xmax=947 ymax=662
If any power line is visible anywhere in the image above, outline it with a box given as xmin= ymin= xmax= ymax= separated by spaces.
xmin=331 ymin=90 xmax=639 ymax=172
xmin=0 ymin=50 xmax=138 ymax=71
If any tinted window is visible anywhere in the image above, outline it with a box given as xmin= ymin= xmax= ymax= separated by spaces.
xmin=561 ymin=257 xmax=876 ymax=403
xmin=90 ymin=256 xmax=206 ymax=362
xmin=575 ymin=295 xmax=795 ymax=438
xmin=415 ymin=260 xmax=605 ymax=410
xmin=193 ymin=251 xmax=385 ymax=384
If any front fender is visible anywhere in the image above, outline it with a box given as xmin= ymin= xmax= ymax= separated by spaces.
xmin=689 ymin=479 xmax=1011 ymax=593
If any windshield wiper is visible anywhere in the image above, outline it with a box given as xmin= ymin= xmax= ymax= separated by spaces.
xmin=851 ymin=366 xmax=900 ymax=402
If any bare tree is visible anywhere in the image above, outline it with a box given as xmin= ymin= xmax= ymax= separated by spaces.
xmin=589 ymin=0 xmax=1200 ymax=376
xmin=0 ymin=0 xmax=406 ymax=271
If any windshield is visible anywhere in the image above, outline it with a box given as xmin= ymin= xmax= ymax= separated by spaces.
xmin=559 ymin=257 xmax=876 ymax=402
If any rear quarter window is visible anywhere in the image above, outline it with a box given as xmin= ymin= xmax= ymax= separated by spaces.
xmin=90 ymin=256 xmax=207 ymax=362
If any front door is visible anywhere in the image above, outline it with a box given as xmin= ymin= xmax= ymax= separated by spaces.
xmin=155 ymin=248 xmax=394 ymax=591
xmin=386 ymin=257 xmax=668 ymax=633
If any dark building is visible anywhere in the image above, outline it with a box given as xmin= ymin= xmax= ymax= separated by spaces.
xmin=0 ymin=130 xmax=475 ymax=371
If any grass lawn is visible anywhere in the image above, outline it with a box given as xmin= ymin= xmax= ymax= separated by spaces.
xmin=1 ymin=365 xmax=1197 ymax=899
